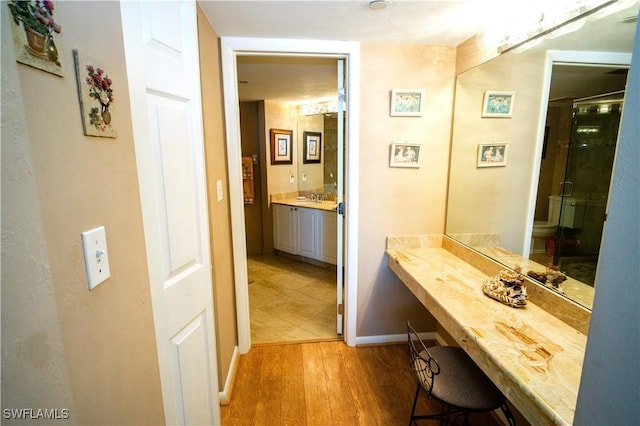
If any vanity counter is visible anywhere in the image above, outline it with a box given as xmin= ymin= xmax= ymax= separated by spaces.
xmin=272 ymin=198 xmax=338 ymax=212
xmin=386 ymin=235 xmax=587 ymax=426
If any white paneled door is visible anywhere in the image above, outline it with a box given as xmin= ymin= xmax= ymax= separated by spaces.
xmin=121 ymin=2 xmax=220 ymax=424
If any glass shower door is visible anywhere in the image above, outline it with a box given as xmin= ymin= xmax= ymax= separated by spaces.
xmin=553 ymin=95 xmax=623 ymax=284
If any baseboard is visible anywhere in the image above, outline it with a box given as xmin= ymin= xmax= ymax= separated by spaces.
xmin=218 ymin=345 xmax=239 ymax=405
xmin=355 ymin=331 xmax=437 ymax=346
xmin=434 ymin=333 xmax=449 ymax=346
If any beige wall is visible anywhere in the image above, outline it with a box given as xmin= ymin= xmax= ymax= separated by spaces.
xmin=1 ymin=2 xmax=164 ymax=424
xmin=264 ymin=101 xmax=299 ymax=197
xmin=197 ymin=6 xmax=238 ymax=391
xmin=356 ymin=43 xmax=457 ymax=336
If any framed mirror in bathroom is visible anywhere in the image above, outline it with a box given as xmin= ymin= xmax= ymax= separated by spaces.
xmin=445 ymin=1 xmax=638 ymax=310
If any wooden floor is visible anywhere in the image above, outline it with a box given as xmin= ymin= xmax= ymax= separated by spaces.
xmin=220 ymin=341 xmax=502 ymax=426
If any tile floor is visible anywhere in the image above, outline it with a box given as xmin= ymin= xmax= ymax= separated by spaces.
xmin=247 ymin=254 xmax=340 ymax=344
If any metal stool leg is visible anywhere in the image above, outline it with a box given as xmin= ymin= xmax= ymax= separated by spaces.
xmin=501 ymin=402 xmax=516 ymax=426
xmin=409 ymin=383 xmax=421 ymax=426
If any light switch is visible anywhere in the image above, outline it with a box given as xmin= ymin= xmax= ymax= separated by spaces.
xmin=81 ymin=226 xmax=111 ymax=290
xmin=216 ymin=179 xmax=223 ymax=201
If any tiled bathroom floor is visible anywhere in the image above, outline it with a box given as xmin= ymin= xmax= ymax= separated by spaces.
xmin=247 ymin=254 xmax=340 ymax=344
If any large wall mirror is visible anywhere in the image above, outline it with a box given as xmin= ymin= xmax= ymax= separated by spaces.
xmin=446 ymin=1 xmax=639 ymax=310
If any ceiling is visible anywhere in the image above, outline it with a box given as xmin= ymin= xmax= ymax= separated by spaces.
xmin=198 ymin=0 xmax=639 ymax=104
xmin=199 ymin=0 xmax=490 ymax=46
xmin=199 ymin=0 xmax=492 ymax=104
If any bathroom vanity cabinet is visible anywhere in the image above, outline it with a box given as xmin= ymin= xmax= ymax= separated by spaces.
xmin=272 ymin=202 xmax=337 ymax=264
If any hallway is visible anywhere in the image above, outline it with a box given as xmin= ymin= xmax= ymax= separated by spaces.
xmin=247 ymin=254 xmax=340 ymax=344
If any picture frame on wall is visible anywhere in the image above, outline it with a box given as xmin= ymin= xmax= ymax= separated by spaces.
xmin=73 ymin=49 xmax=117 ymax=138
xmin=481 ymin=91 xmax=515 ymax=117
xmin=389 ymin=142 xmax=422 ymax=168
xmin=477 ymin=143 xmax=509 ymax=167
xmin=270 ymin=128 xmax=293 ymax=165
xmin=303 ymin=131 xmax=322 ymax=164
xmin=390 ymin=89 xmax=425 ymax=117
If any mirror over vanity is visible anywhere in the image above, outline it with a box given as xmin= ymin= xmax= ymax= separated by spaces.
xmin=446 ymin=1 xmax=639 ymax=311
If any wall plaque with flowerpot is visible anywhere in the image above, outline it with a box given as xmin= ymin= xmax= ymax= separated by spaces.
xmin=73 ymin=49 xmax=117 ymax=138
xmin=7 ymin=0 xmax=64 ymax=77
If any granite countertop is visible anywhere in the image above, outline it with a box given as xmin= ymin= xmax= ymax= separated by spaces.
xmin=386 ymin=236 xmax=587 ymax=426
xmin=272 ymin=198 xmax=338 ymax=212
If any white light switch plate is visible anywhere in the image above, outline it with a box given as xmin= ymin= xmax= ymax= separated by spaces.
xmin=81 ymin=226 xmax=111 ymax=290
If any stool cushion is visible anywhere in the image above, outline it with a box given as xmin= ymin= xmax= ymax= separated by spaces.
xmin=419 ymin=346 xmax=504 ymax=411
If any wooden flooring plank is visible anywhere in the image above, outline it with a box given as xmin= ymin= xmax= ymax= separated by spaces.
xmin=224 ymin=346 xmax=264 ymax=425
xmin=301 ymin=343 xmax=334 ymax=425
xmin=319 ymin=341 xmax=360 ymax=426
xmin=337 ymin=343 xmax=387 ymax=425
xmin=254 ymin=346 xmax=283 ymax=425
xmin=279 ymin=344 xmax=307 ymax=426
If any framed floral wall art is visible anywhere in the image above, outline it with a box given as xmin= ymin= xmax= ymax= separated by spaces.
xmin=73 ymin=50 xmax=117 ymax=138
xmin=7 ymin=0 xmax=64 ymax=76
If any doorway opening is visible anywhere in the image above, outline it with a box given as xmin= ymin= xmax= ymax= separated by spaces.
xmin=220 ymin=37 xmax=360 ymax=352
xmin=239 ymin=57 xmax=343 ymax=345
xmin=236 ymin=56 xmax=344 ymax=343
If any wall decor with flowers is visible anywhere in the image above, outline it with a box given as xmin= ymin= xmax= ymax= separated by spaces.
xmin=73 ymin=49 xmax=117 ymax=138
xmin=7 ymin=0 xmax=64 ymax=76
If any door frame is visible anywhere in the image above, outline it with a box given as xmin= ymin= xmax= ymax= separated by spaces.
xmin=220 ymin=37 xmax=360 ymax=352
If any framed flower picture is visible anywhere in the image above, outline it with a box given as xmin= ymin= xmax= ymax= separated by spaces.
xmin=73 ymin=49 xmax=117 ymax=138
xmin=7 ymin=0 xmax=65 ymax=76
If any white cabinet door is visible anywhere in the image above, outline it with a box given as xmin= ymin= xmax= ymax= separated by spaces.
xmin=273 ymin=204 xmax=297 ymax=254
xmin=318 ymin=210 xmax=338 ymax=265
xmin=297 ymin=207 xmax=318 ymax=259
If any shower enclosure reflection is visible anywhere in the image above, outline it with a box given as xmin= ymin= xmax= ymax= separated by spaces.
xmin=531 ymin=93 xmax=624 ymax=286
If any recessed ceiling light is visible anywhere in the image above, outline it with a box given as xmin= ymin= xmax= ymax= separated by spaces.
xmin=369 ymin=0 xmax=389 ymax=11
